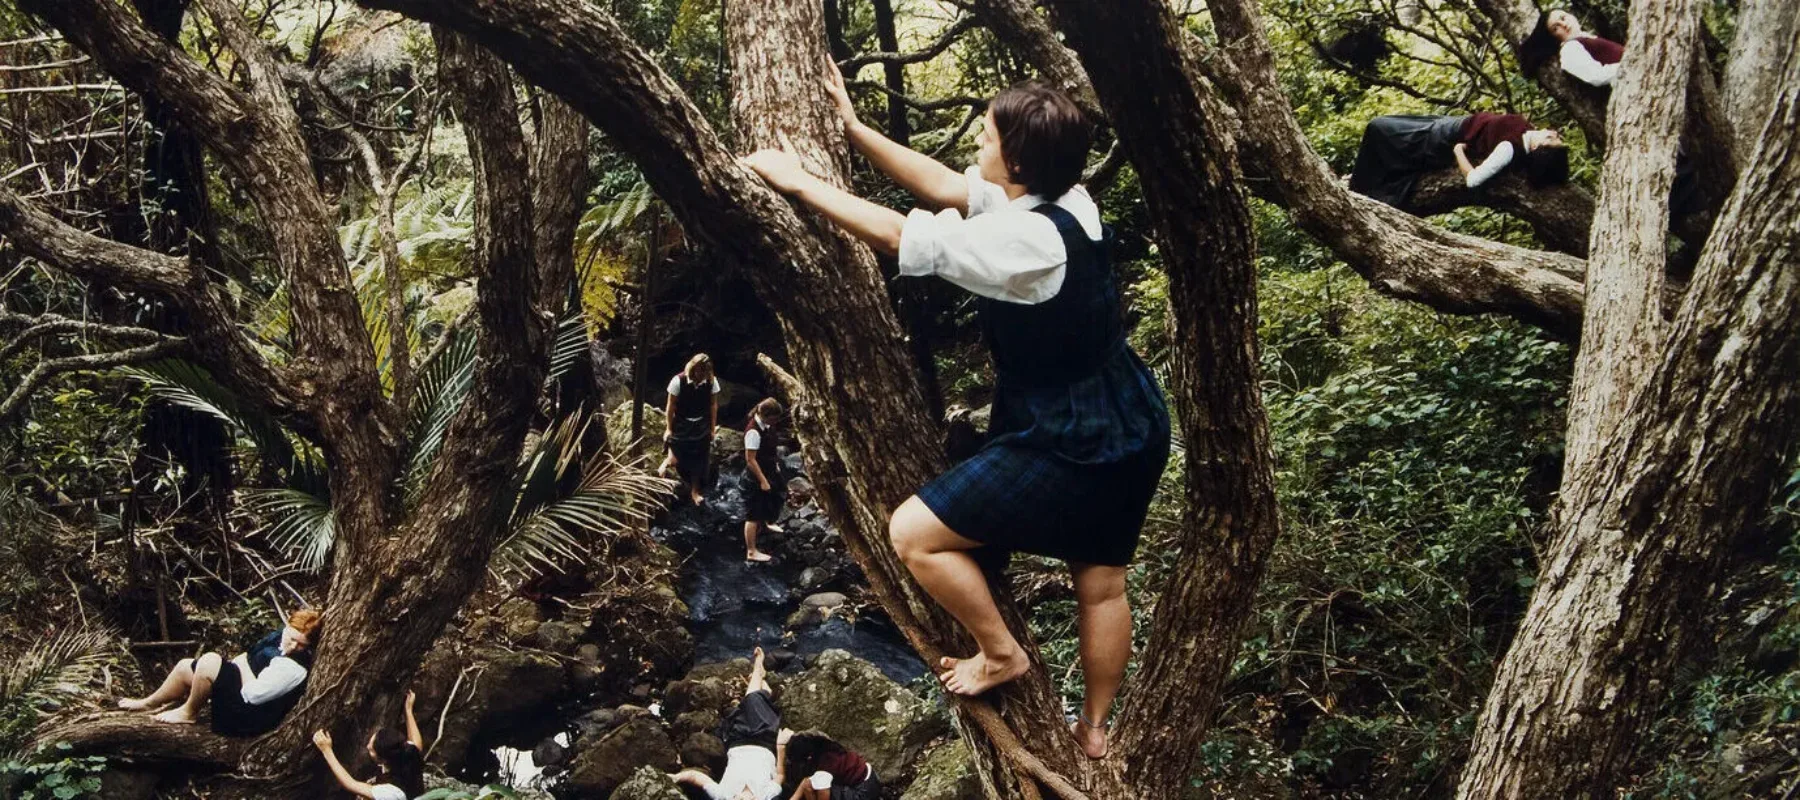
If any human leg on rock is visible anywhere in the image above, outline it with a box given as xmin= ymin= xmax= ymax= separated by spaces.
xmin=1069 ymin=561 xmax=1130 ymax=758
xmin=152 ymin=651 xmax=223 ymax=723
xmin=889 ymin=496 xmax=1029 ymax=696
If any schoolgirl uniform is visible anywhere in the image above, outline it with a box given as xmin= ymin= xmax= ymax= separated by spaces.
xmin=210 ymin=630 xmax=312 ymax=737
xmin=666 ymin=371 xmax=721 ymax=486
xmin=741 ymin=414 xmax=785 ymax=525
xmin=803 ymin=747 xmax=881 ymax=800
xmin=1559 ymin=34 xmax=1623 ymax=87
xmin=898 ymin=166 xmax=1171 ymax=567
xmin=1349 ymin=112 xmax=1540 ymax=209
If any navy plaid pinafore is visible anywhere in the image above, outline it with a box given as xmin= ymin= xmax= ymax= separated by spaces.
xmin=916 ymin=203 xmax=1170 ymax=566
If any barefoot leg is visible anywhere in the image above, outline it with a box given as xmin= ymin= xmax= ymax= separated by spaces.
xmin=121 ymin=657 xmax=196 ymax=711
xmin=746 ymin=647 xmax=771 ymax=695
xmin=1070 ymin=562 xmax=1130 ymax=758
xmin=155 ymin=652 xmax=222 ymax=723
xmin=744 ymin=520 xmax=770 ymax=561
xmin=889 ymin=497 xmax=1029 ymax=696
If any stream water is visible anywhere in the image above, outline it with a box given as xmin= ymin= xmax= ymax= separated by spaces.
xmin=654 ymin=463 xmax=928 ymax=684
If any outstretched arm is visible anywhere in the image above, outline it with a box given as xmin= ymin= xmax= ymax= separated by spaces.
xmin=826 ymin=59 xmax=969 ymax=212
xmin=403 ymin=690 xmax=424 ymax=750
xmin=313 ymin=731 xmax=379 ymax=799
xmin=741 ymin=149 xmax=906 ymax=256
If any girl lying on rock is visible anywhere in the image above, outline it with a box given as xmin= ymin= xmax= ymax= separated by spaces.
xmin=672 ymin=646 xmax=786 ymax=800
xmin=781 ymin=730 xmax=881 ymax=800
xmin=119 ymin=608 xmax=321 ymax=737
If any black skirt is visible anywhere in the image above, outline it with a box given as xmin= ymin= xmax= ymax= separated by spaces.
xmin=831 ymin=772 xmax=882 ymax=800
xmin=666 ymin=434 xmax=712 ymax=488
xmin=720 ymin=689 xmax=780 ymax=751
xmin=210 ymin=663 xmax=286 ymax=737
xmin=1348 ymin=114 xmax=1466 ymax=209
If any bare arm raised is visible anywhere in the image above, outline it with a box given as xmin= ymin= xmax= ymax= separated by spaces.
xmin=828 ymin=59 xmax=970 ymax=213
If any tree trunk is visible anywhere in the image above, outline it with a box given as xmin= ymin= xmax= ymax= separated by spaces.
xmin=1456 ymin=13 xmax=1800 ymax=798
xmin=1561 ymin=0 xmax=1693 ymax=484
xmin=1723 ymin=0 xmax=1799 ymax=155
xmin=1039 ymin=1 xmax=1278 ymax=794
xmin=723 ymin=2 xmax=1085 ymax=793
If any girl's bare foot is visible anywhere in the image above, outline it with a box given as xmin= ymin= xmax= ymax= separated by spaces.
xmin=152 ymin=708 xmax=196 ymax=724
xmin=117 ymin=698 xmax=153 ymax=712
xmin=690 ymin=490 xmax=705 ymax=505
xmin=938 ymin=650 xmax=1030 ymax=696
xmin=765 ymin=523 xmax=785 ymax=533
xmin=1071 ymin=714 xmax=1109 ymax=759
xmin=745 ymin=550 xmax=772 ymax=563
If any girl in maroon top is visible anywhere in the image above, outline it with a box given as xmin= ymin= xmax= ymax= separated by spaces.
xmin=780 ymin=730 xmax=879 ymax=800
xmin=1349 ymin=112 xmax=1569 ymax=209
xmin=1522 ymin=9 xmax=1624 ymax=87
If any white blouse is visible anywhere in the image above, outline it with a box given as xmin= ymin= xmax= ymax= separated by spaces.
xmin=1466 ymin=141 xmax=1515 ymax=188
xmin=1560 ymin=39 xmax=1620 ymax=87
xmin=229 ymin=652 xmax=308 ymax=705
xmin=896 ymin=166 xmax=1102 ymax=305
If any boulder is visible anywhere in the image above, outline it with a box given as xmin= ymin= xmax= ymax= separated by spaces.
xmin=498 ymin=596 xmax=543 ymax=642
xmin=606 ymin=400 xmax=669 ymax=452
xmin=680 ymin=732 xmax=728 ymax=775
xmin=664 ymin=676 xmax=735 ymax=718
xmin=779 ymin=650 xmax=951 ymax=782
xmin=786 ymin=476 xmax=815 ymax=504
xmin=711 ymin=424 xmax=744 ymax=463
xmin=900 ymin=740 xmax=983 ymax=800
xmin=582 ymin=537 xmax=694 ymax=696
xmin=610 ymin=765 xmax=688 ymax=800
xmin=533 ymin=620 xmax=582 ymax=654
xmin=533 ymin=735 xmax=570 ymax=770
xmin=568 ymin=717 xmax=679 ymax=798
xmin=574 ymin=707 xmax=622 ymax=740
xmin=788 ymin=592 xmax=849 ymax=628
xmin=414 ymin=647 xmax=570 ymax=773
xmin=670 ymin=709 xmax=721 ymax=742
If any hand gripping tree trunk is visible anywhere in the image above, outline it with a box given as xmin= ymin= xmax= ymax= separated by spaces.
xmin=1456 ymin=9 xmax=1800 ymax=797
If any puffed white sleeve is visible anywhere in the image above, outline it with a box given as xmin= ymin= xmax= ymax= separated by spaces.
xmin=896 ymin=207 xmax=1068 ymax=305
xmin=1560 ymin=40 xmax=1619 ymax=87
xmin=1465 ymin=141 xmax=1515 ymax=188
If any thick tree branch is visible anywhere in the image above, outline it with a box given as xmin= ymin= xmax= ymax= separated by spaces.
xmin=965 ymin=0 xmax=1103 ymax=121
xmin=1 ymin=339 xmax=188 ymax=420
xmin=530 ymin=96 xmax=590 ymax=316
xmin=30 ymin=714 xmax=245 ymax=767
xmin=1411 ymin=170 xmax=1595 ymax=256
xmin=0 ymin=184 xmax=305 ymax=420
xmin=21 ymin=0 xmax=393 ymax=447
xmin=970 ymin=0 xmax=1588 ymax=338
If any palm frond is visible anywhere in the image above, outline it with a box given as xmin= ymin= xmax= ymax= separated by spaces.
xmin=492 ymin=416 xmax=675 ymax=584
xmin=0 ymin=627 xmax=117 ymax=757
xmin=119 ymin=361 xmax=325 ymax=489
xmin=403 ymin=325 xmax=478 ymax=494
xmin=547 ymin=312 xmax=590 ymax=382
xmin=241 ymin=488 xmax=336 ymax=572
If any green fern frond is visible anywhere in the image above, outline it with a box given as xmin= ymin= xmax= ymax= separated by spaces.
xmin=241 ymin=487 xmax=336 ymax=572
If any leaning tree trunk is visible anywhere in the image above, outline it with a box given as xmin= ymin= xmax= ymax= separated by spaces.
xmin=357 ymin=0 xmax=1097 ymax=795
xmin=1039 ymin=1 xmax=1279 ymax=794
xmin=725 ymin=2 xmax=1088 ymax=794
xmin=1456 ymin=10 xmax=1800 ymax=798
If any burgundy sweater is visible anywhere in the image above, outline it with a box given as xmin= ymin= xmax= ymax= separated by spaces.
xmin=1458 ymin=112 xmax=1530 ymax=162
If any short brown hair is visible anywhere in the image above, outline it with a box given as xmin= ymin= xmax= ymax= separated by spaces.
xmin=288 ymin=609 xmax=323 ymax=643
xmin=990 ymin=81 xmax=1092 ymax=199
xmin=754 ymin=398 xmax=785 ymax=423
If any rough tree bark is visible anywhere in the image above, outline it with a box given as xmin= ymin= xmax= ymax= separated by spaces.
xmin=1037 ymin=2 xmax=1280 ymax=796
xmin=1723 ymin=0 xmax=1799 ymax=155
xmin=1456 ymin=8 xmax=1800 ymax=798
xmin=7 ymin=3 xmax=570 ymax=793
xmin=1561 ymin=0 xmax=1693 ymax=488
xmin=969 ymin=0 xmax=1589 ymax=339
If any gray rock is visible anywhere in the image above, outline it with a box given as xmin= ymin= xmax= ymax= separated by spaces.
xmin=789 ymin=591 xmax=850 ymax=627
xmin=787 ymin=476 xmax=814 ymax=503
xmin=779 ymin=649 xmax=951 ymax=782
xmin=499 ymin=597 xmax=543 ymax=642
xmin=610 ymin=764 xmax=688 ymax=800
xmin=671 ymin=709 xmax=721 ymax=742
xmin=413 ymin=647 xmax=569 ymax=773
xmin=798 ymin=566 xmax=829 ymax=591
xmin=606 ymin=400 xmax=669 ymax=452
xmin=568 ymin=718 xmax=679 ymax=798
xmin=900 ymin=740 xmax=983 ymax=800
xmin=712 ymin=425 xmax=745 ymax=462
xmin=533 ymin=620 xmax=582 ymax=653
xmin=574 ymin=707 xmax=621 ymax=740
xmin=533 ymin=735 xmax=570 ymax=769
xmin=576 ymin=643 xmax=603 ymax=665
